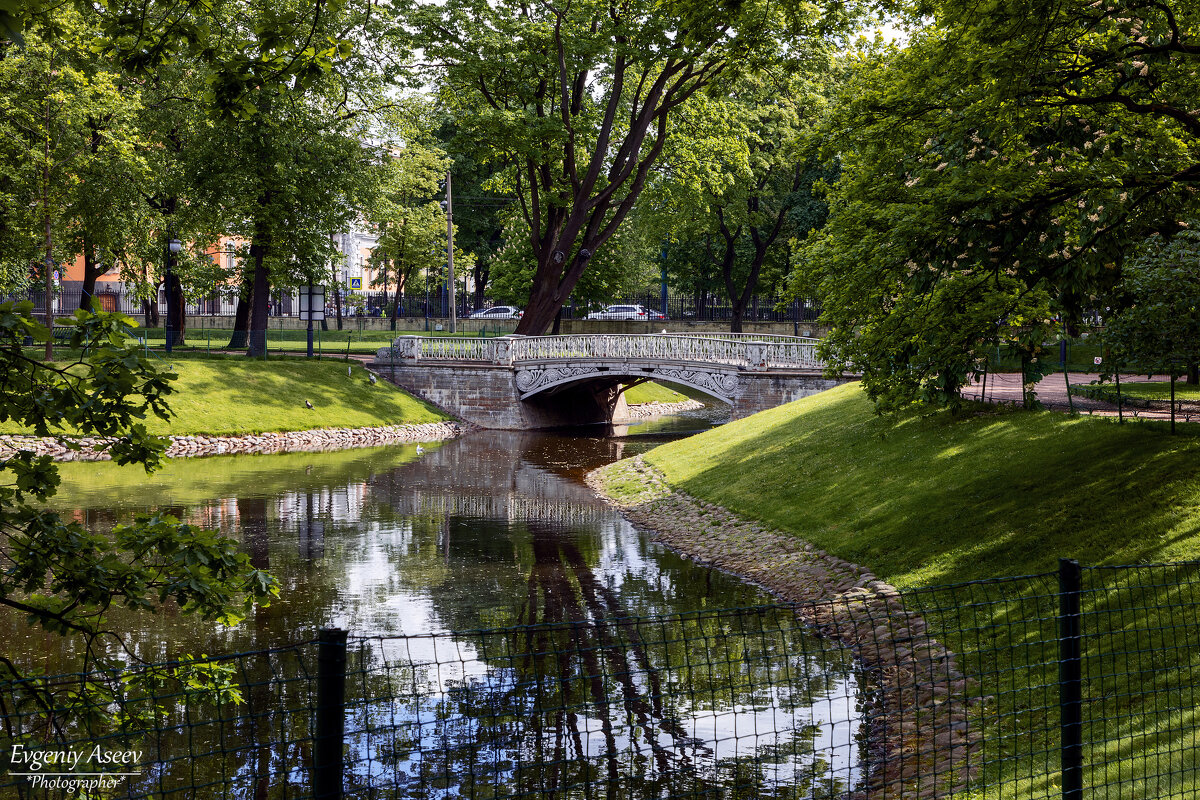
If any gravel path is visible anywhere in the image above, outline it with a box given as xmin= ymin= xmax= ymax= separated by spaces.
xmin=587 ymin=456 xmax=982 ymax=799
xmin=962 ymin=371 xmax=1190 ymax=419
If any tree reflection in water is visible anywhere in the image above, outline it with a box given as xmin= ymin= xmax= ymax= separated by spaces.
xmin=3 ymin=434 xmax=865 ymax=799
xmin=343 ymin=522 xmax=862 ymax=799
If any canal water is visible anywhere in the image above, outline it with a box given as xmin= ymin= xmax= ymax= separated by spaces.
xmin=15 ymin=405 xmax=863 ymax=798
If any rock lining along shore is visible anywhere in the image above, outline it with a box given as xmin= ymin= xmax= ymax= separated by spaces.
xmin=619 ymin=399 xmax=705 ymax=420
xmin=0 ymin=421 xmax=464 ymax=462
xmin=587 ymin=456 xmax=982 ymax=800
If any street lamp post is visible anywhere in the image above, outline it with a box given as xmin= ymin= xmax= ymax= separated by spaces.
xmin=165 ymin=237 xmax=181 ymax=353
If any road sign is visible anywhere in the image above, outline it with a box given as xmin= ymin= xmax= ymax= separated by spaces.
xmin=299 ymin=285 xmax=326 ymax=321
xmin=350 ymin=277 xmax=362 ymax=290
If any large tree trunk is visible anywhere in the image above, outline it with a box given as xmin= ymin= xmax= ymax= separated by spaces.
xmin=390 ymin=273 xmax=407 ymax=332
xmin=165 ymin=268 xmax=186 ymax=346
xmin=729 ymin=297 xmax=746 ymax=333
xmin=332 ymin=262 xmax=343 ymax=331
xmin=514 ymin=280 xmax=559 ymax=335
xmin=79 ymin=236 xmax=106 ymax=311
xmin=227 ymin=276 xmax=253 ymax=349
xmin=473 ymin=260 xmax=489 ymax=311
xmin=248 ymin=237 xmax=271 ymax=357
xmin=142 ymin=295 xmax=160 ymax=328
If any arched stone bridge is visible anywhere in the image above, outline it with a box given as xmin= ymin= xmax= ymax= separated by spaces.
xmin=368 ymin=333 xmax=854 ymax=429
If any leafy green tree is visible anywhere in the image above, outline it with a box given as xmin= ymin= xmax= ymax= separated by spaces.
xmin=366 ymin=123 xmax=450 ymax=329
xmin=187 ymin=0 xmax=394 ymax=355
xmin=435 ymin=118 xmax=516 ymax=311
xmin=487 ymin=204 xmax=652 ymax=328
xmin=652 ymin=73 xmax=833 ymax=331
xmin=0 ymin=12 xmax=149 ymax=358
xmin=1104 ymin=229 xmax=1200 ymax=383
xmin=800 ymin=0 xmax=1200 ymax=409
xmin=414 ymin=0 xmax=855 ymax=334
xmin=0 ymin=303 xmax=276 ymax=694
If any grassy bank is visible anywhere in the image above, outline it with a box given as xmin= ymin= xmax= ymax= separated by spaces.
xmin=645 ymin=382 xmax=1200 ymax=587
xmin=1 ymin=358 xmax=448 ymax=436
xmin=636 ymin=383 xmax=1200 ymax=796
xmin=622 ymin=381 xmax=690 ymax=405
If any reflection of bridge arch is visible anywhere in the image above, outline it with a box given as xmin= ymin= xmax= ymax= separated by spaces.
xmin=392 ymin=492 xmax=612 ymax=526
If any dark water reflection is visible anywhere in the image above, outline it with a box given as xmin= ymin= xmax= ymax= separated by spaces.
xmin=9 ymin=405 xmax=863 ymax=798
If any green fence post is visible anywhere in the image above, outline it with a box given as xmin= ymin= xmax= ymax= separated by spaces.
xmin=314 ymin=627 xmax=347 ymax=800
xmin=1058 ymin=558 xmax=1084 ymax=800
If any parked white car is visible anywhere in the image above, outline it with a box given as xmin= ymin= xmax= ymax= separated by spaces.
xmin=585 ymin=304 xmax=665 ymax=320
xmin=468 ymin=306 xmax=523 ymax=319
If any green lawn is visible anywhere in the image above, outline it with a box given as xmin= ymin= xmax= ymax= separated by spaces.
xmin=1 ymin=358 xmax=448 ymax=436
xmin=125 ymin=326 xmax=504 ymax=356
xmin=622 ymin=381 xmax=690 ymax=405
xmin=640 ymin=383 xmax=1200 ymax=797
xmin=646 ymin=382 xmax=1200 ymax=586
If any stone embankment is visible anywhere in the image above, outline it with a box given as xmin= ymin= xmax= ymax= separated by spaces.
xmin=0 ymin=421 xmax=463 ymax=462
xmin=587 ymin=456 xmax=981 ymax=800
xmin=621 ymin=399 xmax=705 ymax=419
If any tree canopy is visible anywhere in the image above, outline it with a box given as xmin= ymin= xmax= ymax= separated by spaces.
xmin=650 ymin=71 xmax=834 ymax=331
xmin=1104 ymin=228 xmax=1200 ymax=380
xmin=798 ymin=0 xmax=1200 ymax=408
xmin=414 ymin=0 xmax=860 ymax=334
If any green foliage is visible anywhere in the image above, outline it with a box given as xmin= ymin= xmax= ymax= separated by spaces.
xmin=1103 ymin=230 xmax=1200 ymax=376
xmin=799 ymin=0 xmax=1200 ymax=410
xmin=645 ymin=382 xmax=1200 ymax=587
xmin=412 ymin=0 xmax=861 ymax=333
xmin=650 ymin=71 xmax=836 ymax=330
xmin=0 ymin=303 xmax=278 ymax=674
xmin=487 ymin=204 xmax=653 ymax=309
xmin=0 ymin=11 xmax=150 ymax=293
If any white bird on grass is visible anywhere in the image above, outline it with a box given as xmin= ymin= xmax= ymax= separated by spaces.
xmin=305 ymin=400 xmax=314 ymax=409
xmin=415 ymin=444 xmax=425 ymax=454
xmin=368 ymin=374 xmax=377 ymax=385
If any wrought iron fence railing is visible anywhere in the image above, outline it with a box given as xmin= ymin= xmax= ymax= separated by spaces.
xmin=3 ymin=287 xmax=823 ymax=324
xmin=2 ymin=560 xmax=1199 ymax=799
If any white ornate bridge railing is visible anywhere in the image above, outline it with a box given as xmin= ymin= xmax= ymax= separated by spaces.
xmin=375 ymin=334 xmax=824 ymax=371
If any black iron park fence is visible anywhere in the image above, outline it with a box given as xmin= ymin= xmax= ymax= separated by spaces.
xmin=5 ymin=285 xmax=822 ymax=324
xmin=2 ymin=560 xmax=1199 ymax=799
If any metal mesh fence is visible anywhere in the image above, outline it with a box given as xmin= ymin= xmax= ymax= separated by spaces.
xmin=2 ymin=561 xmax=1199 ymax=798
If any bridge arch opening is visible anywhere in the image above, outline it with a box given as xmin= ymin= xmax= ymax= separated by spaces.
xmin=517 ymin=372 xmax=732 ymax=428
xmin=517 ymin=369 xmax=737 ymax=406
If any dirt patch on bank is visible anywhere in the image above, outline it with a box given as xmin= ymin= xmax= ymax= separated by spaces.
xmin=587 ymin=456 xmax=984 ymax=799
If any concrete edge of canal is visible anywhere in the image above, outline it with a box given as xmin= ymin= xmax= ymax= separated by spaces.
xmin=586 ymin=455 xmax=987 ymax=799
